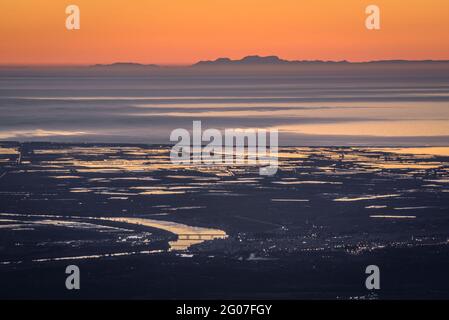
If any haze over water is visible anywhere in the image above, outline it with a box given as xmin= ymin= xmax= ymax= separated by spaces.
xmin=1 ymin=62 xmax=449 ymax=146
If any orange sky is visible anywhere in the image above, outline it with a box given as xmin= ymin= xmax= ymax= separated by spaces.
xmin=1 ymin=0 xmax=448 ymax=65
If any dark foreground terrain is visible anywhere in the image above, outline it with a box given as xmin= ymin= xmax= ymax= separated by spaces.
xmin=0 ymin=142 xmax=448 ymax=299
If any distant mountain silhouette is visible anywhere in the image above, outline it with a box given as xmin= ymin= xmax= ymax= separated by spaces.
xmin=194 ymin=55 xmax=449 ymax=66
xmin=194 ymin=55 xmax=350 ymax=66
xmin=88 ymin=57 xmax=449 ymax=68
xmin=92 ymin=62 xmax=159 ymax=68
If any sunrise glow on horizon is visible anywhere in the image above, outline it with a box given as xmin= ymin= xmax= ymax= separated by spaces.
xmin=1 ymin=0 xmax=449 ymax=65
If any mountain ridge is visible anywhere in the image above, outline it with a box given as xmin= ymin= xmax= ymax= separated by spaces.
xmin=89 ymin=56 xmax=449 ymax=68
xmin=92 ymin=62 xmax=159 ymax=68
xmin=194 ymin=55 xmax=449 ymax=66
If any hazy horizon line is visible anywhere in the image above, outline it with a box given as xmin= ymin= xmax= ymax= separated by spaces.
xmin=1 ymin=55 xmax=449 ymax=68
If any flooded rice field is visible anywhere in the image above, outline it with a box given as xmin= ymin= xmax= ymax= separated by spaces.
xmin=0 ymin=142 xmax=448 ymax=299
